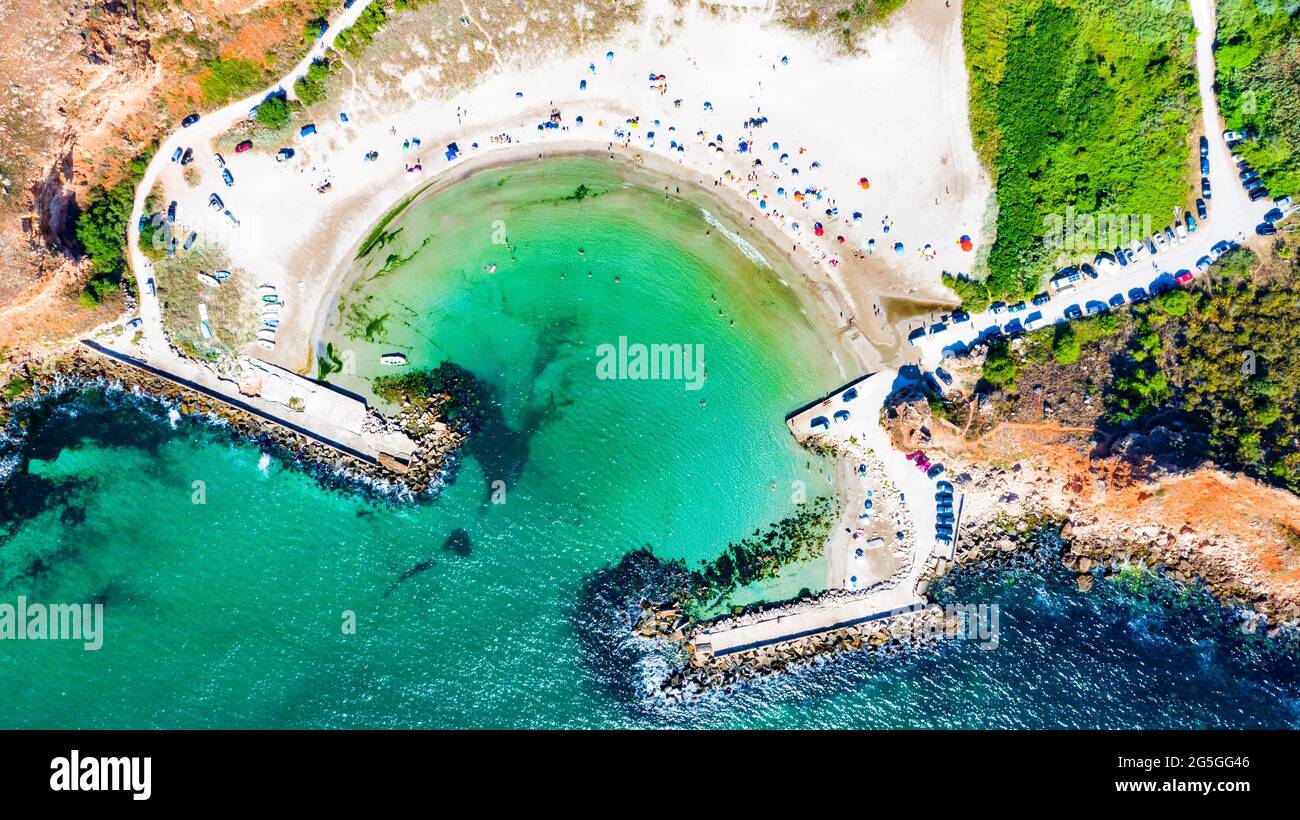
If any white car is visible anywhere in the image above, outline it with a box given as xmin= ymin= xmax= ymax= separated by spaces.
xmin=1094 ymin=252 xmax=1119 ymax=274
xmin=1024 ymin=311 xmax=1045 ymax=331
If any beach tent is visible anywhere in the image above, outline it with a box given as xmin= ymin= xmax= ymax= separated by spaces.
xmin=894 ymin=242 xmax=905 ymax=255
xmin=814 ymin=223 xmax=824 ymax=236
xmin=959 ymin=234 xmax=974 ymax=251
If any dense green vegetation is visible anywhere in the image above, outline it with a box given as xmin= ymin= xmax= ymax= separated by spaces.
xmin=256 ymin=95 xmax=291 ymax=130
xmin=972 ymin=237 xmax=1300 ymax=493
xmin=941 ymin=272 xmax=992 ymax=312
xmin=1217 ymin=1 xmax=1300 ymax=198
xmin=74 ymin=147 xmax=155 ymax=306
xmin=1142 ymin=247 xmax=1300 ymax=488
xmin=960 ymin=0 xmax=1198 ymax=303
xmin=198 ymin=58 xmax=266 ymax=106
xmin=293 ymin=60 xmax=333 ymax=106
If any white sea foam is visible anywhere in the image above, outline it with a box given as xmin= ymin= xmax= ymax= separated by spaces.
xmin=700 ymin=208 xmax=770 ymax=269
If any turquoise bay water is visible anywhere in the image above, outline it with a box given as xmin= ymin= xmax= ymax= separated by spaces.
xmin=1 ymin=159 xmax=1298 ymax=728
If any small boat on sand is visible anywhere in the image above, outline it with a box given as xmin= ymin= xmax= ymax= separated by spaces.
xmin=380 ymin=353 xmax=408 ymax=366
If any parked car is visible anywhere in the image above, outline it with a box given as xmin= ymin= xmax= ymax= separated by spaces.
xmin=1127 ymin=287 xmax=1148 ymax=303
xmin=221 ymin=168 xmax=234 ymax=186
xmin=1031 ymin=292 xmax=1050 ymax=306
xmin=1196 ymin=199 xmax=1207 ymax=220
xmin=1024 ymin=311 xmax=1044 ymax=331
xmin=182 ymin=113 xmax=200 ymax=127
xmin=935 ymin=368 xmax=953 ymax=386
xmin=214 ymin=154 xmax=225 ymax=168
xmin=1200 ymin=136 xmax=1209 ymax=157
xmin=906 ymin=450 xmax=923 ymax=461
xmin=1081 ymin=263 xmax=1098 ymax=279
xmin=951 ymin=309 xmax=970 ymax=323
xmin=300 ymin=123 xmax=317 ymax=137
xmin=1007 ymin=301 xmax=1027 ymax=313
xmin=235 ymin=140 xmax=253 ymax=153
xmin=146 ymin=278 xmax=156 ymax=297
xmin=1245 ymin=176 xmax=1264 ymax=192
xmin=990 ymin=301 xmax=1007 ymax=315
xmin=936 ymin=480 xmax=954 ymax=494
xmin=907 ymin=326 xmax=927 ymax=345
xmin=209 ymin=193 xmax=224 ymax=211
xmin=1250 ymin=187 xmax=1271 ymax=202
xmin=1201 ymin=177 xmax=1212 ymax=199
xmin=183 ymin=231 xmax=197 ymax=251
xmin=1175 ymin=222 xmax=1188 ymax=242
xmin=1064 ymin=304 xmax=1083 ymax=320
xmin=1223 ymin=129 xmax=1247 ymax=143
xmin=276 ymin=148 xmax=295 ymax=162
xmin=180 ymin=147 xmax=194 ymax=165
xmin=170 ymin=147 xmax=183 ymax=164
xmin=1210 ymin=241 xmax=1233 ymax=259
xmin=1153 ymin=232 xmax=1168 ymax=252
xmin=1200 ymin=156 xmax=1209 ymax=175
xmin=1186 ymin=214 xmax=1197 ymax=233
xmin=224 ymin=210 xmax=240 ymax=228
xmin=1196 ymin=255 xmax=1213 ymax=272
xmin=1239 ymin=166 xmax=1257 ymax=182
xmin=1108 ymin=293 xmax=1125 ymax=308
xmin=1264 ymin=207 xmax=1285 ymax=224
xmin=1164 ymin=227 xmax=1176 ymax=245
xmin=1175 ymin=269 xmax=1194 ymax=286
xmin=1257 ymin=222 xmax=1278 ymax=236
xmin=1094 ymin=252 xmax=1118 ymax=274
xmin=167 ymin=200 xmax=177 ymax=221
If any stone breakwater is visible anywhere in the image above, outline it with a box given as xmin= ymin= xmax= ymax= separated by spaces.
xmin=941 ymin=514 xmax=1300 ymax=639
xmin=634 ymin=595 xmax=959 ymax=702
xmin=0 ymin=350 xmax=465 ymax=495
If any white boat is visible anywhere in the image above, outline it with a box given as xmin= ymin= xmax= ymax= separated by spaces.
xmin=197 ymin=273 xmax=220 ymax=288
xmin=379 ymin=353 xmax=408 ymax=366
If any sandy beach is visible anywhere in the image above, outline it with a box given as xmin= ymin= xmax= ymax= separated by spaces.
xmin=149 ymin=0 xmax=989 ymax=375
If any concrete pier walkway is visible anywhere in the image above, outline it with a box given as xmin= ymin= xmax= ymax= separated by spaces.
xmin=81 ymin=340 xmax=415 ymax=467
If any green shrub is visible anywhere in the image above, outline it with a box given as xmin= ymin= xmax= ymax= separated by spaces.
xmin=198 ymin=58 xmax=264 ymax=106
xmin=256 ymin=95 xmax=290 ymax=129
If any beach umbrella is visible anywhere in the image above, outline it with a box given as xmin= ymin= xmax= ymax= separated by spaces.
xmin=606 ymin=50 xmax=615 ymax=61
xmin=852 ymin=211 xmax=862 ymax=222
xmin=515 ymin=91 xmax=523 ymax=98
xmin=814 ymin=222 xmax=824 ymax=236
xmin=959 ymin=234 xmax=974 ymax=251
xmin=859 ymin=177 xmax=870 ymax=190
xmin=704 ymin=101 xmax=713 ymax=110
xmin=781 ymin=56 xmax=789 ymax=65
xmin=894 ymin=242 xmax=904 ymax=255
xmin=771 ymin=142 xmax=779 ymax=150
xmin=759 ymin=199 xmax=767 ymax=210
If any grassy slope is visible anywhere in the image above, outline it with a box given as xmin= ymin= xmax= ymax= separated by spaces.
xmin=1216 ymin=1 xmax=1300 ymax=199
xmin=962 ymin=0 xmax=1198 ymax=302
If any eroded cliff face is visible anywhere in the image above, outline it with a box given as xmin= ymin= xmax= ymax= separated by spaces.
xmin=0 ymin=0 xmax=320 ymax=350
xmin=886 ymin=390 xmax=1300 ymax=621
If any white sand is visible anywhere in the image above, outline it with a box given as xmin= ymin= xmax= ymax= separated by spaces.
xmin=153 ymin=0 xmax=990 ymax=374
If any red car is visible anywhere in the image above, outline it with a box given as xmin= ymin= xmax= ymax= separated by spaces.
xmin=1174 ymin=269 xmax=1194 ymax=286
xmin=915 ymin=456 xmax=931 ymax=470
xmin=906 ymin=450 xmax=923 ymax=461
xmin=235 ymin=140 xmax=253 ymax=153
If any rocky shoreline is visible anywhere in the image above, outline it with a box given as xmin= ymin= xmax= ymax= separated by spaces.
xmin=0 ymin=349 xmax=466 ymax=495
xmin=948 ymin=513 xmax=1300 ymax=638
xmin=631 ymin=508 xmax=1299 ymax=701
